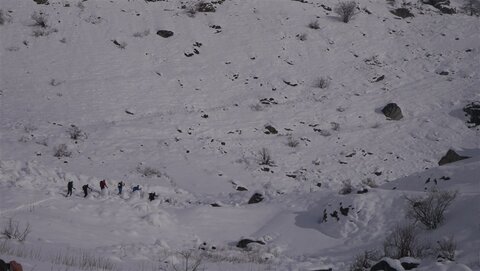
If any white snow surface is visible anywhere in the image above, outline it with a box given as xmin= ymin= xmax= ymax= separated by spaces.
xmin=0 ymin=0 xmax=479 ymax=270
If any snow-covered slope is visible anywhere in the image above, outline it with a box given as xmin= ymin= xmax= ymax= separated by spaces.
xmin=0 ymin=0 xmax=479 ymax=270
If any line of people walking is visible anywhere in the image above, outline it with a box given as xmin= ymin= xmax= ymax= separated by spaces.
xmin=65 ymin=179 xmax=158 ymax=201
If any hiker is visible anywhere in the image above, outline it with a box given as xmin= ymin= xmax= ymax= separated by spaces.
xmin=99 ymin=179 xmax=108 ymax=190
xmin=66 ymin=180 xmax=75 ymax=197
xmin=132 ymin=185 xmax=141 ymax=192
xmin=117 ymin=181 xmax=125 ymax=195
xmin=148 ymin=192 xmax=157 ymax=202
xmin=0 ymin=259 xmax=23 ymax=271
xmin=82 ymin=184 xmax=93 ymax=198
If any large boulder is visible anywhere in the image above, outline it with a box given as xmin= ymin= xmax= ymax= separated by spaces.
xmin=248 ymin=193 xmax=264 ymax=204
xmin=438 ymin=149 xmax=470 ymax=166
xmin=236 ymin=238 xmax=265 ymax=249
xmin=156 ymin=30 xmax=174 ymax=38
xmin=382 ymin=103 xmax=404 ymax=120
xmin=371 ymin=258 xmax=405 ymax=271
xmin=463 ymin=101 xmax=480 ymax=128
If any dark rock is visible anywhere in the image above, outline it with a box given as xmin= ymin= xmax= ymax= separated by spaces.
xmin=283 ymin=79 xmax=298 ymax=86
xmin=382 ymin=103 xmax=404 ymax=120
xmin=401 ymin=262 xmax=419 ymax=270
xmin=184 ymin=52 xmax=194 ymax=57
xmin=436 ymin=5 xmax=456 ymax=14
xmin=371 ymin=259 xmax=401 ymax=271
xmin=236 ymin=239 xmax=265 ymax=249
xmin=248 ymin=193 xmax=264 ymax=204
xmin=210 ymin=203 xmax=221 ymax=207
xmin=357 ymin=188 xmax=369 ymax=194
xmin=339 ymin=206 xmax=349 ymax=216
xmin=264 ymin=125 xmax=278 ymax=134
xmin=438 ymin=71 xmax=449 ymax=75
xmin=463 ymin=101 xmax=480 ymax=128
xmin=390 ymin=8 xmax=414 ymax=18
xmin=34 ymin=0 xmax=49 ymax=4
xmin=438 ymin=149 xmax=470 ymax=166
xmin=125 ymin=110 xmax=135 ymax=115
xmin=320 ymin=4 xmax=332 ymax=11
xmin=156 ymin=30 xmax=174 ymax=38
xmin=236 ymin=186 xmax=248 ymax=191
xmin=373 ymin=75 xmax=385 ymax=82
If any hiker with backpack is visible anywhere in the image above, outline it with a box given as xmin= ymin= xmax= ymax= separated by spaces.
xmin=66 ymin=180 xmax=75 ymax=197
xmin=82 ymin=184 xmax=93 ymax=198
xmin=0 ymin=259 xmax=23 ymax=271
xmin=100 ymin=179 xmax=108 ymax=190
xmin=117 ymin=181 xmax=125 ymax=195
xmin=148 ymin=192 xmax=158 ymax=202
xmin=132 ymin=185 xmax=141 ymax=192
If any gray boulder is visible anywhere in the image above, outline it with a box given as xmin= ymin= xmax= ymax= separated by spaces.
xmin=382 ymin=103 xmax=403 ymax=120
xmin=438 ymin=149 xmax=470 ymax=166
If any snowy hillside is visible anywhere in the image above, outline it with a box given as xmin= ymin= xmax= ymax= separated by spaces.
xmin=0 ymin=0 xmax=479 ymax=270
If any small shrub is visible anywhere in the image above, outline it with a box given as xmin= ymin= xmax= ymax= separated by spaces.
xmin=286 ymin=136 xmax=299 ymax=148
xmin=169 ymin=250 xmax=203 ymax=271
xmin=406 ymin=190 xmax=457 ymax=230
xmin=334 ymin=1 xmax=358 ymax=23
xmin=361 ymin=178 xmax=378 ymax=188
xmin=185 ymin=6 xmax=197 ymax=17
xmin=339 ymin=179 xmax=353 ymax=195
xmin=31 ymin=11 xmax=48 ymax=28
xmin=0 ymin=10 xmax=10 ymax=25
xmin=258 ymin=148 xmax=274 ymax=166
xmin=314 ymin=77 xmax=330 ymax=89
xmin=436 ymin=236 xmax=456 ymax=261
xmin=349 ymin=249 xmax=382 ymax=271
xmin=1 ymin=218 xmax=31 ymax=242
xmin=308 ymin=20 xmax=320 ymax=29
xmin=196 ymin=1 xmax=216 ymax=12
xmin=54 ymin=144 xmax=72 ymax=157
xmin=250 ymin=103 xmax=264 ymax=111
xmin=67 ymin=125 xmax=87 ymax=141
xmin=463 ymin=0 xmax=480 ymax=16
xmin=383 ymin=224 xmax=425 ymax=259
xmin=133 ymin=29 xmax=150 ymax=37
xmin=137 ymin=165 xmax=161 ymax=177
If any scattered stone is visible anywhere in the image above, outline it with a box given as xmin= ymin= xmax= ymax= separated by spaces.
xmin=382 ymin=103 xmax=403 ymax=120
xmin=34 ymin=0 xmax=49 ymax=4
xmin=320 ymin=4 xmax=332 ymax=11
xmin=372 ymin=75 xmax=385 ymax=82
xmin=438 ymin=149 xmax=470 ymax=166
xmin=283 ymin=79 xmax=298 ymax=87
xmin=236 ymin=239 xmax=265 ymax=249
xmin=437 ymin=71 xmax=449 ymax=76
xmin=248 ymin=193 xmax=264 ymax=204
xmin=156 ymin=30 xmax=174 ymax=38
xmin=357 ymin=188 xmax=368 ymax=194
xmin=463 ymin=101 xmax=480 ymax=128
xmin=236 ymin=186 xmax=248 ymax=191
xmin=125 ymin=109 xmax=135 ymax=115
xmin=264 ymin=125 xmax=278 ymax=135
